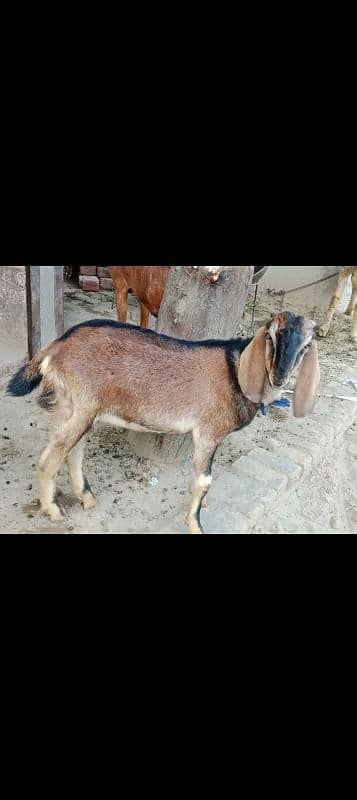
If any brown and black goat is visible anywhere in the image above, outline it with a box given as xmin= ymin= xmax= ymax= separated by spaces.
xmin=7 ymin=312 xmax=320 ymax=533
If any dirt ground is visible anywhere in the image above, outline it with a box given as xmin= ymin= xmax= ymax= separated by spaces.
xmin=0 ymin=275 xmax=356 ymax=534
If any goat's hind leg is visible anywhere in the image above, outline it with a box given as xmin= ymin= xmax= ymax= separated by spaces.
xmin=38 ymin=416 xmax=93 ymax=522
xmin=38 ymin=441 xmax=67 ymax=522
xmin=65 ymin=438 xmax=96 ymax=510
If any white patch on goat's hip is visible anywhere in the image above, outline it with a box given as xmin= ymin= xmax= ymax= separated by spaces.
xmin=40 ymin=356 xmax=50 ymax=375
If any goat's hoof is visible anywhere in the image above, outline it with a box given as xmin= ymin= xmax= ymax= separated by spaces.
xmin=82 ymin=490 xmax=96 ymax=510
xmin=186 ymin=516 xmax=204 ymax=534
xmin=44 ymin=502 xmax=65 ymax=523
xmin=317 ymin=325 xmax=328 ymax=338
xmin=345 ymin=306 xmax=353 ymax=316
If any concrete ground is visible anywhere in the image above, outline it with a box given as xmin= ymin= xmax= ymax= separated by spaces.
xmin=0 ymin=275 xmax=356 ymax=534
xmin=0 ymin=334 xmax=27 ymax=390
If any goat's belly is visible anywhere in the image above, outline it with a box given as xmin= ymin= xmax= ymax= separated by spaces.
xmin=97 ymin=412 xmax=193 ymax=435
xmin=97 ymin=413 xmax=155 ymax=432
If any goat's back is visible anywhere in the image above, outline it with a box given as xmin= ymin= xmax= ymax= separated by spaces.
xmin=39 ymin=321 xmax=254 ymax=435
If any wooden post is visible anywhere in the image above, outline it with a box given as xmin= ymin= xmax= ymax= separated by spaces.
xmin=27 ymin=266 xmax=64 ymax=357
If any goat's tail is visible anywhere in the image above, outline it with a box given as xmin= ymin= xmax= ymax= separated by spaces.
xmin=7 ymin=349 xmax=49 ymax=397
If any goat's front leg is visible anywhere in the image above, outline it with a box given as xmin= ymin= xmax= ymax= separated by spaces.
xmin=351 ymin=305 xmax=357 ymax=344
xmin=186 ymin=432 xmax=219 ymax=534
xmin=318 ymin=273 xmax=349 ymax=337
xmin=140 ymin=303 xmax=150 ymax=328
xmin=188 ymin=478 xmax=208 ymax=508
xmin=346 ymin=270 xmax=357 ymax=318
xmin=115 ymin=287 xmax=129 ymax=322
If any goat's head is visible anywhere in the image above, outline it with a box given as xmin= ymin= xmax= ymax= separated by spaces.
xmin=238 ymin=312 xmax=320 ymax=417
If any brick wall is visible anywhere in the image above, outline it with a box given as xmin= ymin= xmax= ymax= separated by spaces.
xmin=79 ymin=265 xmax=113 ymax=292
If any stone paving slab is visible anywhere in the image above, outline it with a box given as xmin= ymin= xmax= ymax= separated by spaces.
xmin=201 ymin=374 xmax=357 ymax=534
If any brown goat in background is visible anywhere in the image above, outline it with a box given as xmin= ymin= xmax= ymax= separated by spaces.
xmin=110 ymin=266 xmax=170 ymax=327
xmin=317 ymin=267 xmax=357 ymax=343
xmin=8 ymin=312 xmax=319 ymax=534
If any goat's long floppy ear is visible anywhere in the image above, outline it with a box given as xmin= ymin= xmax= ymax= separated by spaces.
xmin=293 ymin=340 xmax=320 ymax=417
xmin=238 ymin=328 xmax=267 ymax=402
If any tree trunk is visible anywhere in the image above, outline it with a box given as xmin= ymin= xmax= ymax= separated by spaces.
xmin=128 ymin=266 xmax=254 ymax=464
xmin=157 ymin=266 xmax=253 ymax=338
